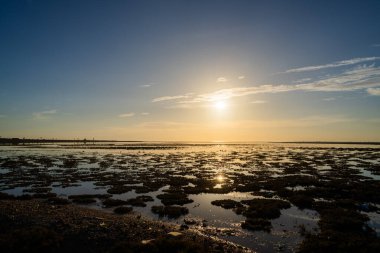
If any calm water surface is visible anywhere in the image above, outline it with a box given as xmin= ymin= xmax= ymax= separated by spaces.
xmin=1 ymin=143 xmax=379 ymax=253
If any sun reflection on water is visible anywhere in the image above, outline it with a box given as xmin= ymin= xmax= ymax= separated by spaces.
xmin=215 ymin=174 xmax=225 ymax=182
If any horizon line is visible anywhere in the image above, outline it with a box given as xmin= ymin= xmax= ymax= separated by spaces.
xmin=1 ymin=137 xmax=380 ymax=145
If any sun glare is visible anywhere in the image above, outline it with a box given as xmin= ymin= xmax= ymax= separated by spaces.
xmin=215 ymin=174 xmax=225 ymax=182
xmin=214 ymin=100 xmax=227 ymax=110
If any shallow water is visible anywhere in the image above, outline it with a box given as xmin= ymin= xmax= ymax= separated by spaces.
xmin=1 ymin=143 xmax=380 ymax=252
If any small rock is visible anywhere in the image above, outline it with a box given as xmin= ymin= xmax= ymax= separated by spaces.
xmin=141 ymin=239 xmax=154 ymax=245
xmin=168 ymin=231 xmax=182 ymax=237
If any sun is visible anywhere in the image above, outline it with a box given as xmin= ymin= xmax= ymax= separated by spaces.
xmin=214 ymin=100 xmax=227 ymax=110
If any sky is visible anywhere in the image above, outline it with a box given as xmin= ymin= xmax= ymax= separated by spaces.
xmin=1 ymin=0 xmax=380 ymax=142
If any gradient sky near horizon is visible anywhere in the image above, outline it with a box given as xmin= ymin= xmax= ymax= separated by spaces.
xmin=1 ymin=0 xmax=380 ymax=141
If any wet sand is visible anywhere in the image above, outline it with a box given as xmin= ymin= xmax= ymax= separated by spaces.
xmin=0 ymin=199 xmax=249 ymax=253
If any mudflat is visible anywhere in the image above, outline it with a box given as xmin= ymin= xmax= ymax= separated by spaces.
xmin=0 ymin=198 xmax=248 ymax=253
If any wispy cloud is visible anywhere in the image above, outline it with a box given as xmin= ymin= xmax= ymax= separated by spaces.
xmin=217 ymin=77 xmax=227 ymax=83
xmin=33 ymin=109 xmax=57 ymax=120
xmin=158 ymin=85 xmax=292 ymax=107
xmin=293 ymin=78 xmax=311 ymax=83
xmin=238 ymin=76 xmax=245 ymax=80
xmin=0 ymin=114 xmax=6 ymax=118
xmin=283 ymin=57 xmax=380 ymax=73
xmin=118 ymin=113 xmax=135 ymax=118
xmin=152 ymin=94 xmax=192 ymax=102
xmin=323 ymin=97 xmax=336 ymax=101
xmin=141 ymin=112 xmax=150 ymax=116
xmin=367 ymin=88 xmax=380 ymax=96
xmin=139 ymin=82 xmax=155 ymax=88
xmin=372 ymin=44 xmax=380 ymax=47
xmin=152 ymin=64 xmax=380 ymax=107
xmin=299 ymin=64 xmax=380 ymax=91
xmin=250 ymin=100 xmax=267 ymax=104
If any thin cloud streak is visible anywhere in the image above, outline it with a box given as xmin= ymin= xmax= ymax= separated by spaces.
xmin=293 ymin=78 xmax=311 ymax=83
xmin=250 ymin=100 xmax=267 ymax=104
xmin=32 ymin=110 xmax=57 ymax=120
xmin=177 ymin=85 xmax=293 ymax=104
xmin=283 ymin=57 xmax=380 ymax=73
xmin=299 ymin=64 xmax=380 ymax=91
xmin=217 ymin=77 xmax=227 ymax=83
xmin=367 ymin=88 xmax=380 ymax=96
xmin=118 ymin=113 xmax=135 ymax=118
xmin=140 ymin=83 xmax=154 ymax=88
xmin=152 ymin=64 xmax=380 ymax=107
xmin=152 ymin=94 xmax=192 ymax=103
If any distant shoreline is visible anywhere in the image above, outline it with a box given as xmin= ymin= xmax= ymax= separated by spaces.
xmin=0 ymin=138 xmax=142 ymax=145
xmin=273 ymin=141 xmax=380 ymax=145
xmin=1 ymin=138 xmax=380 ymax=146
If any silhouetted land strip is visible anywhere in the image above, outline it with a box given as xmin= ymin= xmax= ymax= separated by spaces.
xmin=0 ymin=138 xmax=142 ymax=145
xmin=274 ymin=141 xmax=380 ymax=145
xmin=2 ymin=138 xmax=380 ymax=146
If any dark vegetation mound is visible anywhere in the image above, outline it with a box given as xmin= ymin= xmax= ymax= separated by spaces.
xmin=102 ymin=198 xmax=128 ymax=207
xmin=151 ymin=205 xmax=189 ymax=219
xmin=114 ymin=206 xmax=133 ymax=214
xmin=241 ymin=218 xmax=272 ymax=232
xmin=238 ymin=199 xmax=291 ymax=232
xmin=47 ymin=197 xmax=70 ymax=205
xmin=211 ymin=199 xmax=243 ymax=209
xmin=298 ymin=204 xmax=380 ymax=253
xmin=156 ymin=193 xmax=193 ymax=206
xmin=69 ymin=194 xmax=111 ymax=204
xmin=240 ymin=199 xmax=291 ymax=219
xmin=125 ymin=195 xmax=154 ymax=207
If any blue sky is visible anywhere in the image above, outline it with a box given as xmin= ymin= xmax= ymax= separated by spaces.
xmin=1 ymin=0 xmax=380 ymax=141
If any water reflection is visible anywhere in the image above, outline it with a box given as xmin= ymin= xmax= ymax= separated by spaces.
xmin=1 ymin=143 xmax=379 ymax=253
xmin=215 ymin=174 xmax=225 ymax=182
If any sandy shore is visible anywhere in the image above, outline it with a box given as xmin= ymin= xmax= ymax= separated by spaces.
xmin=0 ymin=199 xmax=250 ymax=253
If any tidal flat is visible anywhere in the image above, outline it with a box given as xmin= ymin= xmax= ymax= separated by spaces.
xmin=1 ymin=143 xmax=380 ymax=252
